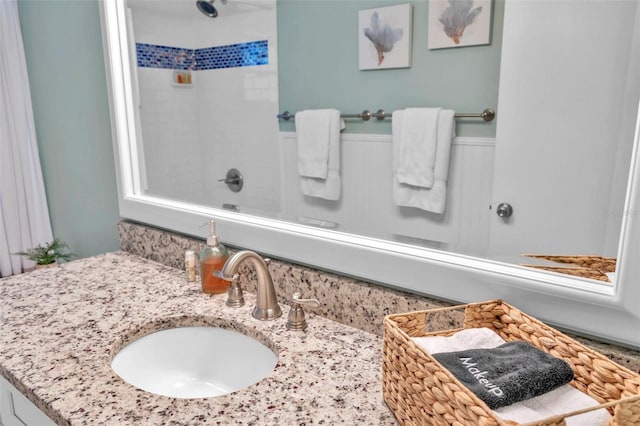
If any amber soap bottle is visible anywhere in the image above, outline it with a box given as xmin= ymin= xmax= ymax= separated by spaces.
xmin=199 ymin=220 xmax=230 ymax=294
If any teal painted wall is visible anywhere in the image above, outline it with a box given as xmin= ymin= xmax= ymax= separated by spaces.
xmin=277 ymin=0 xmax=504 ymax=137
xmin=18 ymin=0 xmax=120 ymax=259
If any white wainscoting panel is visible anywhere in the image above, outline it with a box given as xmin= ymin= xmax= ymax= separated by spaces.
xmin=279 ymin=132 xmax=495 ymax=257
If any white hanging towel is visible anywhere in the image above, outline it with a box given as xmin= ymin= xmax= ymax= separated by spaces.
xmin=392 ymin=108 xmax=455 ymax=214
xmin=396 ymin=107 xmax=441 ymax=188
xmin=295 ymin=109 xmax=344 ymax=200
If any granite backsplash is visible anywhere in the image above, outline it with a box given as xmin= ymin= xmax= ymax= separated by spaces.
xmin=118 ymin=220 xmax=640 ymax=373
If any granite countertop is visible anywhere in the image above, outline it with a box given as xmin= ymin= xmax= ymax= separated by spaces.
xmin=0 ymin=252 xmax=397 ymax=425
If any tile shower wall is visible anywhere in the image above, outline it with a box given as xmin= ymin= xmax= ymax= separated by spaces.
xmin=136 ymin=66 xmax=200 ymax=201
xmin=129 ymin=3 xmax=280 ymax=211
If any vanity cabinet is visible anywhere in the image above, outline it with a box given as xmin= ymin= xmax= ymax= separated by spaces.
xmin=0 ymin=375 xmax=55 ymax=426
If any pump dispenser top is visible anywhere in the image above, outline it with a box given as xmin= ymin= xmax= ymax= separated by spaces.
xmin=206 ymin=220 xmax=219 ymax=246
xmin=199 ymin=220 xmax=229 ymax=294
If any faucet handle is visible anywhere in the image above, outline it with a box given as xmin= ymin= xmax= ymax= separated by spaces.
xmin=225 ymin=274 xmax=245 ymax=308
xmin=214 ymin=271 xmax=237 ymax=282
xmin=213 ymin=271 xmax=244 ymax=307
xmin=286 ymin=292 xmax=320 ymax=331
xmin=291 ymin=292 xmax=320 ymax=308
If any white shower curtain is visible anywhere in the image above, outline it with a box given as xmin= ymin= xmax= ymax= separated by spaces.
xmin=0 ymin=0 xmax=53 ymax=277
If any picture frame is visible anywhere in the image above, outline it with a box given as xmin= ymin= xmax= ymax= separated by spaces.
xmin=358 ymin=4 xmax=413 ymax=70
xmin=428 ymin=0 xmax=492 ymax=49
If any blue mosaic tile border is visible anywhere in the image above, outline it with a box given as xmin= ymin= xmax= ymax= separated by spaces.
xmin=195 ymin=40 xmax=268 ymax=69
xmin=136 ymin=40 xmax=268 ymax=71
xmin=136 ymin=43 xmax=195 ymax=70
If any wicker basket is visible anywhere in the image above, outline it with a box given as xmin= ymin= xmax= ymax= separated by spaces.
xmin=382 ymin=299 xmax=640 ymax=426
xmin=520 ymin=255 xmax=616 ymax=283
xmin=521 ymin=255 xmax=617 ymax=272
xmin=520 ymin=265 xmax=611 ymax=282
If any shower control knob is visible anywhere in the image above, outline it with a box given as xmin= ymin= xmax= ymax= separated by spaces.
xmin=218 ymin=168 xmax=243 ymax=192
xmin=496 ymin=202 xmax=513 ymax=218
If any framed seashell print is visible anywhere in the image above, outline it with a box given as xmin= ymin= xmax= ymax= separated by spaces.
xmin=358 ymin=4 xmax=413 ymax=70
xmin=428 ymin=0 xmax=492 ymax=49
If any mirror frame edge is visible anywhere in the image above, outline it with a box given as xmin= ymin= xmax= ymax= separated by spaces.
xmin=100 ymin=1 xmax=640 ymax=349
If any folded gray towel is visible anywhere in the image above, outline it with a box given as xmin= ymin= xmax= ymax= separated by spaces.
xmin=432 ymin=341 xmax=574 ymax=409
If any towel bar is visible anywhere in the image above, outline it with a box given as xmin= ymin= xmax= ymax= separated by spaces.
xmin=277 ymin=108 xmax=496 ymax=122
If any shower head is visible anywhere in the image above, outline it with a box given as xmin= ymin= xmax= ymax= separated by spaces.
xmin=196 ymin=0 xmax=228 ymax=18
xmin=196 ymin=0 xmax=217 ymax=17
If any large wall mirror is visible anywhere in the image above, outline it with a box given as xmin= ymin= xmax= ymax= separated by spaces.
xmin=101 ymin=0 xmax=640 ymax=348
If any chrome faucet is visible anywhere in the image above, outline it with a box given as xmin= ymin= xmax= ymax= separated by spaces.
xmin=218 ymin=250 xmax=282 ymax=321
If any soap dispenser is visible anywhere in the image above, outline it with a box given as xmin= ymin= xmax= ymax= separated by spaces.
xmin=199 ymin=220 xmax=230 ymax=294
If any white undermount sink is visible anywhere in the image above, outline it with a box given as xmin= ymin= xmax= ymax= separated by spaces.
xmin=111 ymin=326 xmax=278 ymax=398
